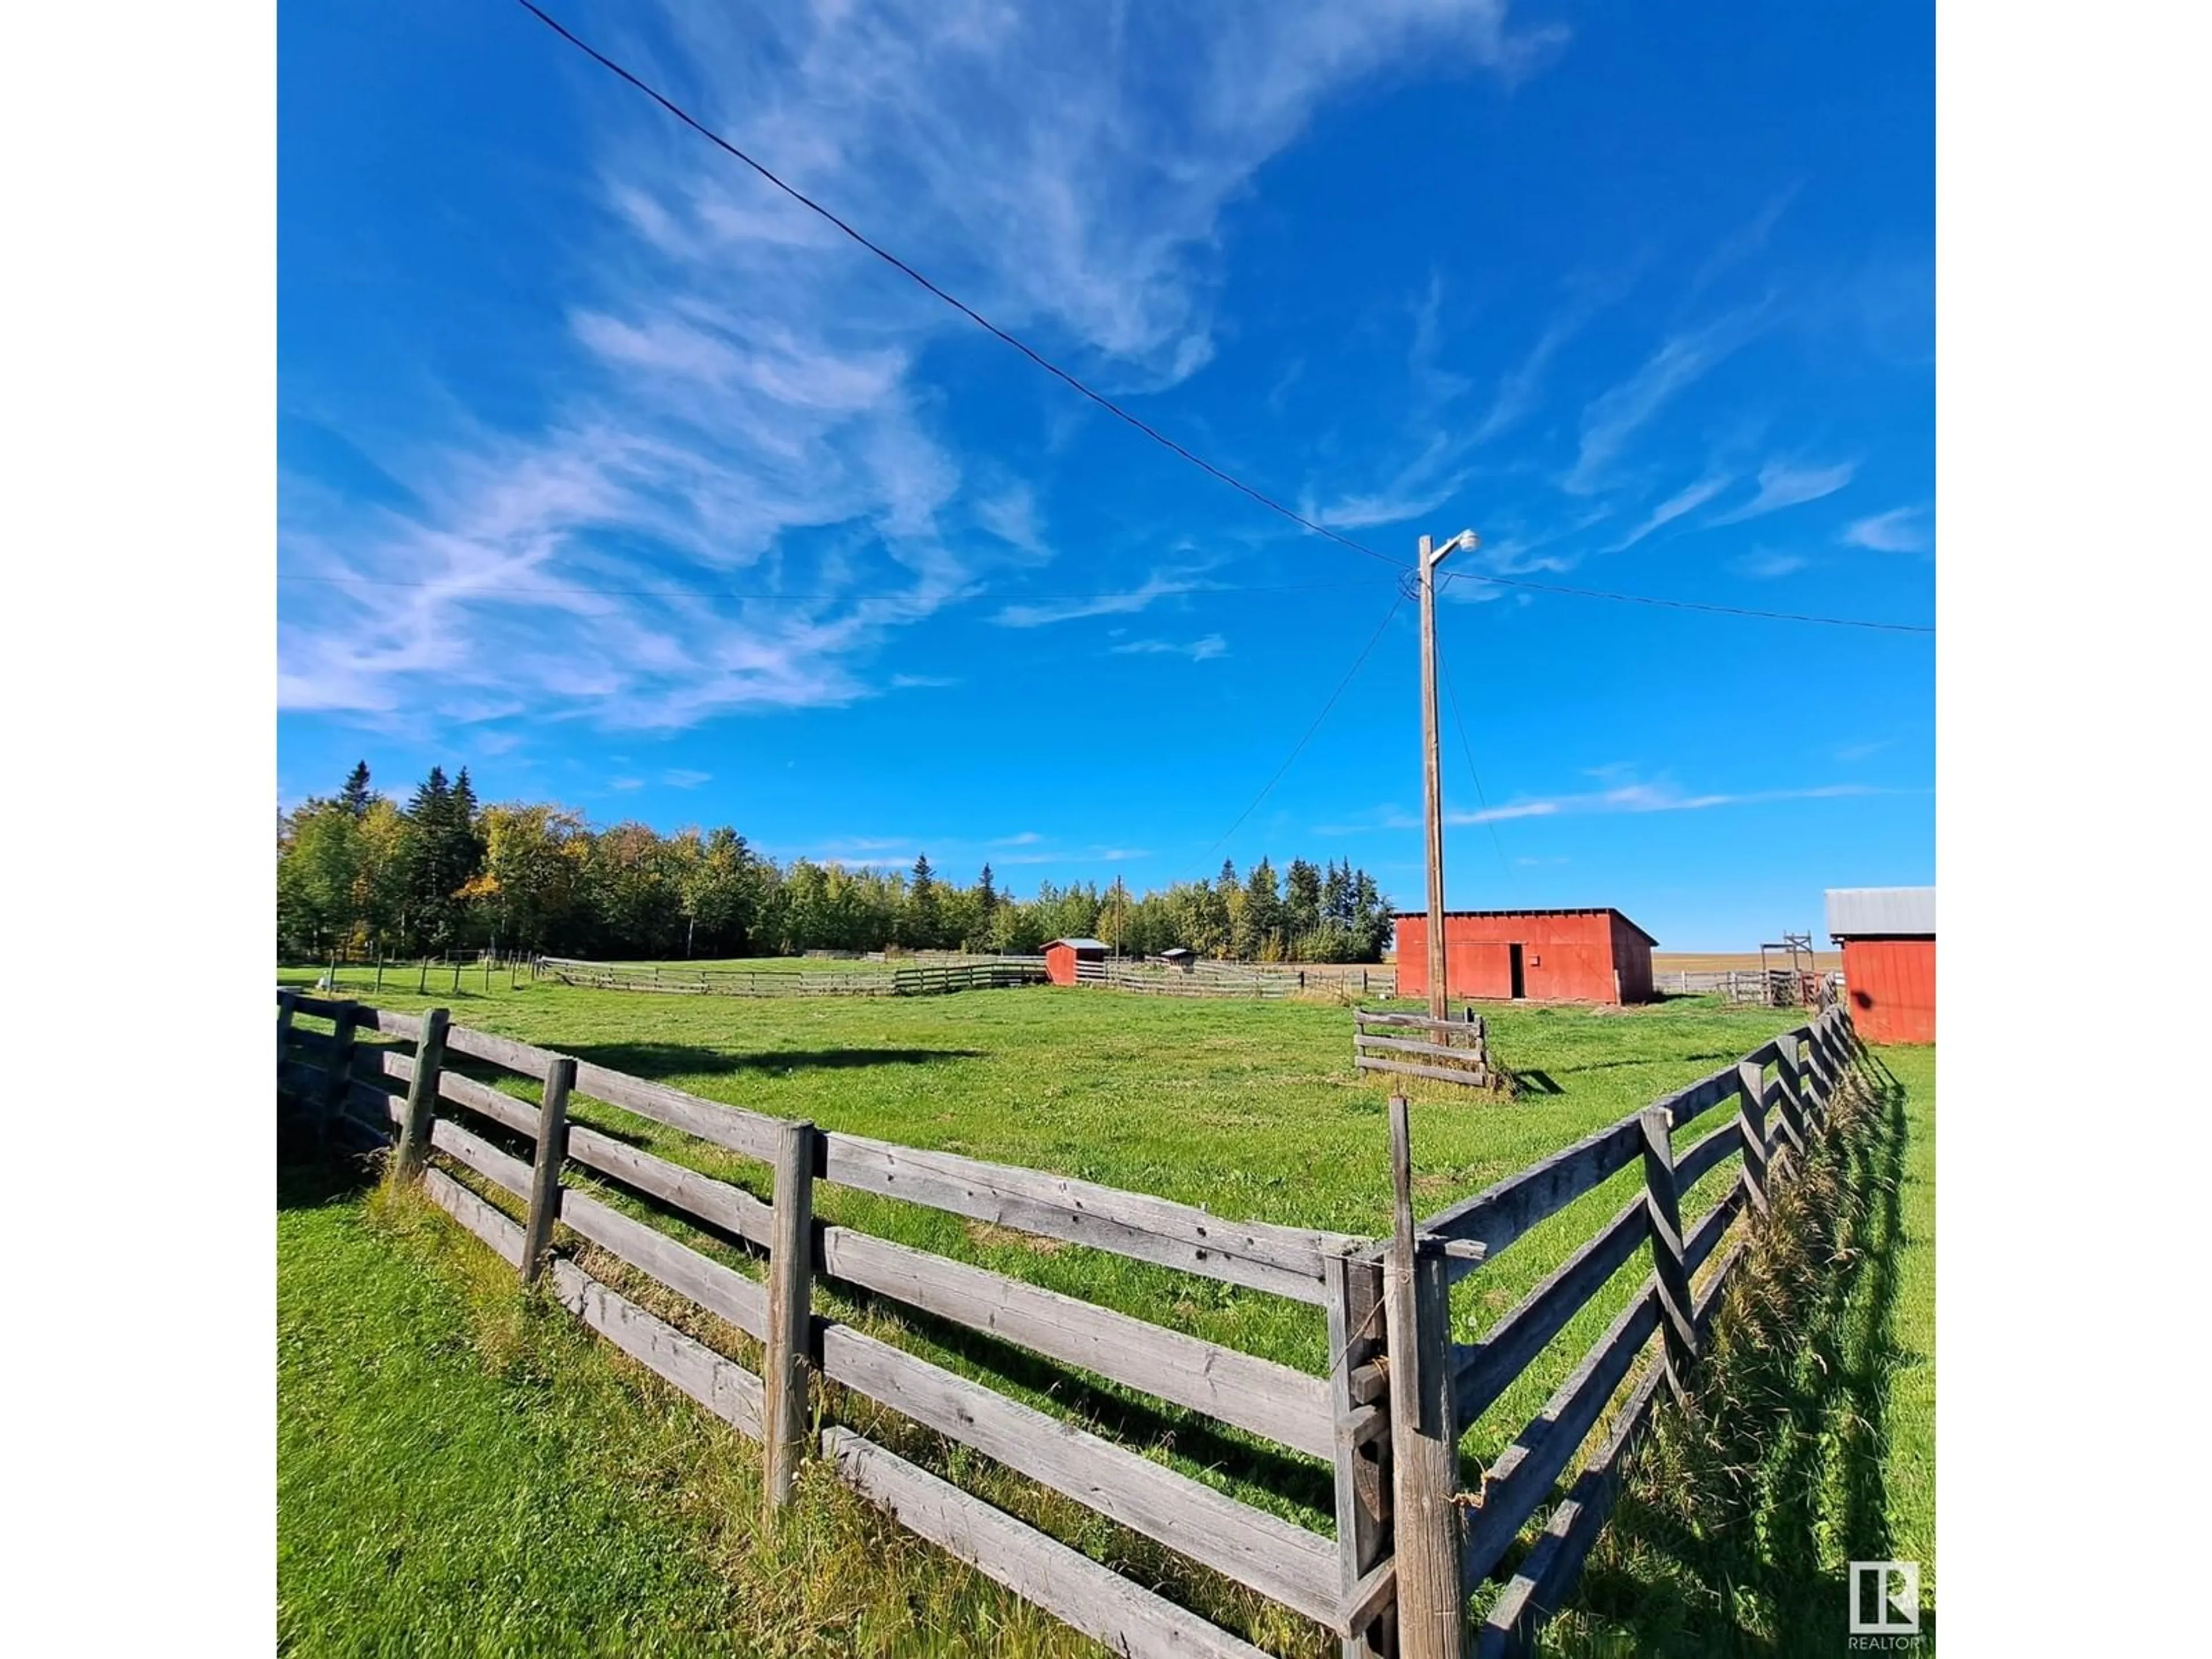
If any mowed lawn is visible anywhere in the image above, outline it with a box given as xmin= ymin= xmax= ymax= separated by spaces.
xmin=277 ymin=974 xmax=1930 ymax=1656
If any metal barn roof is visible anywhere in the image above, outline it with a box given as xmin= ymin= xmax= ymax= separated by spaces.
xmin=1044 ymin=938 xmax=1109 ymax=952
xmin=1825 ymin=888 xmax=1935 ymax=939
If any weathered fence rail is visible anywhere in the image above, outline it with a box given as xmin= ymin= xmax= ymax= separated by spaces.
xmin=277 ymin=987 xmax=1865 ymax=1659
xmin=1354 ymin=1007 xmax=1491 ymax=1089
xmin=1075 ymin=957 xmax=1397 ymax=999
xmin=535 ymin=955 xmax=1048 ymax=997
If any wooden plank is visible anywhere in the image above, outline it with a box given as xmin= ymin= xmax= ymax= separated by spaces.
xmin=569 ymin=1060 xmax=785 ymax=1165
xmin=437 ymin=1069 xmax=540 ymax=1138
xmin=430 ymin=1116 xmax=533 ymax=1199
xmin=1671 ymin=1116 xmax=1743 ymax=1192
xmin=1354 ymin=1034 xmax=1487 ymax=1064
xmin=1453 ymin=1192 xmax=1648 ymax=1426
xmin=1684 ymin=1184 xmax=1745 ymax=1280
xmin=548 ymin=1257 xmax=764 ymax=1441
xmin=1650 ymin=1065 xmax=1738 ymax=1131
xmin=1324 ymin=1249 xmax=1393 ymax=1659
xmin=565 ymin=1123 xmax=776 ymax=1251
xmin=1385 ymin=1094 xmax=1466 ymax=1659
xmin=1355 ymin=1057 xmax=1490 ymax=1089
xmin=346 ymin=1078 xmax=401 ymax=1130
xmin=763 ymin=1120 xmax=819 ymax=1514
xmin=421 ymin=1166 xmax=525 ymax=1268
xmin=1418 ymin=1113 xmax=1645 ymax=1274
xmin=1354 ymin=1010 xmax=1477 ymax=1031
xmin=1475 ymin=1358 xmax=1670 ymax=1659
xmin=444 ymin=1023 xmax=560 ymax=1077
xmin=287 ymin=1027 xmax=340 ymax=1060
xmin=357 ymin=1005 xmax=423 ymax=1040
xmin=286 ymin=992 xmax=352 ymax=1019
xmin=817 ymin=1321 xmax=1343 ymax=1630
xmin=819 ymin=1224 xmax=1336 ymax=1461
xmin=823 ymin=1428 xmax=1274 ymax=1659
xmin=1461 ymin=1285 xmax=1661 ymax=1586
xmin=351 ymin=1044 xmax=415 ymax=1085
xmin=559 ymin=1187 xmax=767 ymax=1340
xmin=522 ymin=1057 xmax=576 ymax=1285
xmin=821 ymin=1134 xmax=1351 ymax=1306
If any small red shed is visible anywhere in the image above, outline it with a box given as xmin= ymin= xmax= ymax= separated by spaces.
xmin=1826 ymin=888 xmax=1934 ymax=1044
xmin=1042 ymin=937 xmax=1109 ymax=986
xmin=1392 ymin=908 xmax=1658 ymax=1005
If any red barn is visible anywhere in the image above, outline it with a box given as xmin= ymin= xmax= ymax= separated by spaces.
xmin=1042 ymin=937 xmax=1109 ymax=986
xmin=1827 ymin=888 xmax=1935 ymax=1044
xmin=1392 ymin=908 xmax=1658 ymax=1005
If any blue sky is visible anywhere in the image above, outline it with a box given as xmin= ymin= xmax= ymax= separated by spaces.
xmin=278 ymin=0 xmax=1933 ymax=949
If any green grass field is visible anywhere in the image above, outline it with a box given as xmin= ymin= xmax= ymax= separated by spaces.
xmin=276 ymin=973 xmax=1932 ymax=1656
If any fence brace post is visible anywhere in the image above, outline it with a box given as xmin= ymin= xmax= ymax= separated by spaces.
xmin=1325 ymin=1247 xmax=1393 ymax=1659
xmin=1735 ymin=1059 xmax=1771 ymax=1220
xmin=520 ymin=1055 xmax=575 ymax=1285
xmin=392 ymin=1006 xmax=451 ymax=1180
xmin=1639 ymin=1107 xmax=1698 ymax=1402
xmin=1385 ymin=1094 xmax=1465 ymax=1659
xmin=764 ymin=1119 xmax=820 ymax=1516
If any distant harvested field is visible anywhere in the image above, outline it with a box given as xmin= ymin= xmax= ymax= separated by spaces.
xmin=1653 ymin=950 xmax=1842 ymax=974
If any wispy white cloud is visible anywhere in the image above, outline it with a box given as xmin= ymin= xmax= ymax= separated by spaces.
xmin=1449 ymin=777 xmax=1880 ymax=824
xmin=1685 ymin=185 xmax=1802 ymax=301
xmin=609 ymin=777 xmax=645 ymax=791
xmin=1734 ymin=549 xmax=1809 ymax=579
xmin=993 ymin=832 xmax=1044 ymax=847
xmin=1834 ymin=739 xmax=1891 ymax=762
xmin=1109 ymin=634 xmax=1228 ymax=661
xmin=1608 ymin=474 xmax=1733 ymax=551
xmin=662 ymin=768 xmax=712 ymax=788
xmin=280 ymin=2 xmax=1567 ymax=730
xmin=1841 ymin=506 xmax=1931 ymax=552
xmin=993 ymin=570 xmax=1212 ymax=628
xmin=1707 ymin=459 xmax=1857 ymax=526
xmin=1563 ymin=305 xmax=1766 ymax=495
xmin=889 ymin=672 xmax=960 ymax=690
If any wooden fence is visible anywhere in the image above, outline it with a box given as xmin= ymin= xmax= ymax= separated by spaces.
xmin=1353 ymin=1008 xmax=1492 ymax=1089
xmin=535 ymin=956 xmax=1048 ymax=998
xmin=277 ymin=990 xmax=1864 ymax=1659
xmin=1416 ymin=1005 xmax=1859 ymax=1656
xmin=1074 ymin=957 xmax=1399 ymax=999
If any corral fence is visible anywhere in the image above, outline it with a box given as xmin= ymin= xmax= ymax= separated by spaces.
xmin=277 ymin=988 xmax=1864 ymax=1659
xmin=534 ymin=955 xmax=1048 ymax=998
xmin=1353 ymin=1008 xmax=1493 ymax=1090
xmin=1655 ymin=967 xmax=1846 ymax=1007
xmin=1075 ymin=956 xmax=1398 ymax=1000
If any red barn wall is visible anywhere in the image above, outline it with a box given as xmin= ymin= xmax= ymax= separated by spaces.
xmin=1841 ymin=938 xmax=1936 ymax=1044
xmin=1043 ymin=942 xmax=1077 ymax=986
xmin=1395 ymin=912 xmax=1645 ymax=1004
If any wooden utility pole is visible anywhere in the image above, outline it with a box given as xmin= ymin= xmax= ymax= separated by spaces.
xmin=1419 ymin=530 xmax=1475 ymax=1021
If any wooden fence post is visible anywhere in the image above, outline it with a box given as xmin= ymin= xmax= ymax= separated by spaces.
xmin=1769 ymin=1035 xmax=1809 ymax=1167
xmin=1734 ymin=1060 xmax=1770 ymax=1220
xmin=520 ymin=1055 xmax=575 ymax=1285
xmin=1639 ymin=1107 xmax=1696 ymax=1400
xmin=1325 ymin=1248 xmax=1393 ymax=1659
xmin=321 ymin=1001 xmax=360 ymax=1147
xmin=1385 ymin=1094 xmax=1465 ymax=1659
xmin=764 ymin=1119 xmax=820 ymax=1516
xmin=418 ymin=958 xmax=429 ymax=995
xmin=392 ymin=1007 xmax=450 ymax=1179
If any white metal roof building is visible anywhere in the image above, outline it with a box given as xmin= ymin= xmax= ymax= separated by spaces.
xmin=1825 ymin=887 xmax=1935 ymax=940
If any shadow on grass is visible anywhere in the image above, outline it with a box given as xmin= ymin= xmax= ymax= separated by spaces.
xmin=1537 ymin=1039 xmax=1917 ymax=1657
xmin=276 ymin=1123 xmax=384 ymax=1212
xmin=563 ymin=1041 xmax=988 ymax=1080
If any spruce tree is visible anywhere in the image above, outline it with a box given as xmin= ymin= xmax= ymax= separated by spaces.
xmin=339 ymin=761 xmax=373 ymax=818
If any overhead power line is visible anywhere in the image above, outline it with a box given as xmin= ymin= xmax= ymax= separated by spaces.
xmin=509 ymin=3 xmax=1936 ymax=639
xmin=511 ymin=0 xmax=1404 ymax=574
xmin=1205 ymin=588 xmax=1407 ymax=858
xmin=1441 ymin=569 xmax=1934 ymax=634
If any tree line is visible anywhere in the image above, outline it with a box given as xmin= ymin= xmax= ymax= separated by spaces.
xmin=277 ymin=762 xmax=1398 ymax=965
